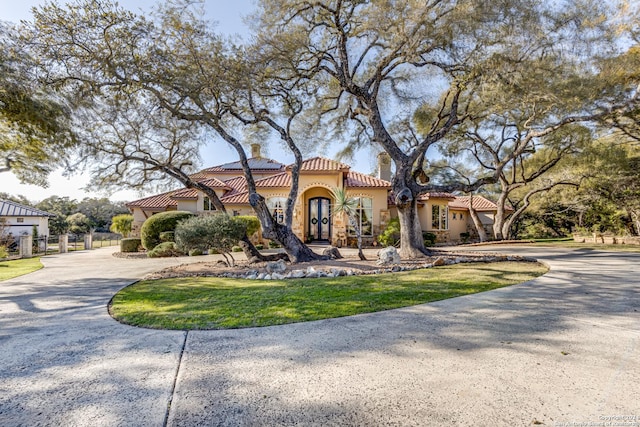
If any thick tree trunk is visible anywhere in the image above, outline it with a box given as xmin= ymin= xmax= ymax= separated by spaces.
xmin=238 ymin=235 xmax=288 ymax=263
xmin=493 ymin=190 xmax=510 ymax=240
xmin=396 ymin=198 xmax=429 ymax=258
xmin=468 ymin=205 xmax=488 ymax=242
xmin=250 ymin=193 xmax=323 ymax=262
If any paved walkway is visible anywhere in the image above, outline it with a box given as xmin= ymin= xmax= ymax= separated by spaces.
xmin=0 ymin=246 xmax=638 ymax=426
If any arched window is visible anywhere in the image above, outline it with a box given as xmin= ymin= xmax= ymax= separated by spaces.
xmin=267 ymin=197 xmax=287 ymax=224
xmin=348 ymin=197 xmax=373 ymax=236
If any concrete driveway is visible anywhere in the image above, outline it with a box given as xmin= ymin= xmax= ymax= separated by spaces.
xmin=0 ymin=246 xmax=638 ymax=426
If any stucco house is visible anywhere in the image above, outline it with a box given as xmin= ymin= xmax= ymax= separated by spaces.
xmin=126 ymin=147 xmax=501 ymax=246
xmin=0 ymin=199 xmax=55 ymax=241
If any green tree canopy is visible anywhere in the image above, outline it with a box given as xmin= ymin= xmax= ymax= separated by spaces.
xmin=0 ymin=22 xmax=77 ymax=185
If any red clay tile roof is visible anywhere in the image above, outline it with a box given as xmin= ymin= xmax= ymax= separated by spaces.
xmin=170 ymin=178 xmax=230 ymax=200
xmin=449 ymin=196 xmax=501 ymax=211
xmin=218 ymin=173 xmax=291 ymax=205
xmin=255 ymin=172 xmax=292 ymax=187
xmin=289 ymin=157 xmax=351 ymax=172
xmin=345 ymin=171 xmax=391 ymax=188
xmin=223 ymin=176 xmax=248 ymax=193
xmin=169 ymin=189 xmax=199 ymax=200
xmin=220 ymin=192 xmax=250 ymax=204
xmin=189 ymin=171 xmax=210 ymax=181
xmin=218 ymin=176 xmax=249 ymax=204
xmin=126 ymin=191 xmax=178 ymax=209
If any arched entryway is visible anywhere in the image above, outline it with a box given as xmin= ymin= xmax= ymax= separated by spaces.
xmin=308 ymin=197 xmax=331 ymax=242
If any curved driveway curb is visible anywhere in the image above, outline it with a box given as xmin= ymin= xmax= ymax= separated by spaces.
xmin=1 ymin=246 xmax=638 ymax=426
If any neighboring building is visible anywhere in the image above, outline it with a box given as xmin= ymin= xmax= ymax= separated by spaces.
xmin=126 ymin=148 xmax=502 ymax=245
xmin=0 ymin=199 xmax=55 ymax=239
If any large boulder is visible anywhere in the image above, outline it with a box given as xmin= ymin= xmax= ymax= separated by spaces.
xmin=376 ymin=246 xmax=401 ymax=266
xmin=323 ymin=246 xmax=343 ymax=259
xmin=266 ymin=259 xmax=287 ymax=274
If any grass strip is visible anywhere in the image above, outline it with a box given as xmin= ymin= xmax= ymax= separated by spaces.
xmin=0 ymin=257 xmax=44 ymax=281
xmin=111 ymin=261 xmax=547 ymax=330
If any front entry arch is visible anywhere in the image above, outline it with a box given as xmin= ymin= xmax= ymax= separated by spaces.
xmin=308 ymin=197 xmax=331 ymax=242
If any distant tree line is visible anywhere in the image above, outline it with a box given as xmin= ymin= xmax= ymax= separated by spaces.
xmin=0 ymin=193 xmax=129 ymax=235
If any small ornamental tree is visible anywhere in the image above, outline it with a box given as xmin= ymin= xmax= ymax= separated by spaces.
xmin=110 ymin=214 xmax=133 ymax=237
xmin=174 ymin=214 xmax=247 ymax=267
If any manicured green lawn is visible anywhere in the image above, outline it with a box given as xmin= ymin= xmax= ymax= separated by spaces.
xmin=110 ymin=261 xmax=547 ymax=330
xmin=0 ymin=257 xmax=44 ymax=281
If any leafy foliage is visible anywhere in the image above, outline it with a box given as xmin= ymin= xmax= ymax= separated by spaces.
xmin=147 ymin=242 xmax=183 ymax=258
xmin=109 ymin=214 xmax=133 ymax=238
xmin=66 ymin=212 xmax=91 ymax=235
xmin=0 ymin=23 xmax=76 ymax=185
xmin=378 ymin=218 xmax=401 ymax=247
xmin=77 ymin=198 xmax=129 ymax=232
xmin=140 ymin=211 xmax=194 ymax=250
xmin=174 ymin=214 xmax=247 ymax=266
xmin=234 ymin=215 xmax=261 ymax=238
xmin=110 ymin=214 xmax=134 ymax=237
xmin=120 ymin=238 xmax=142 ymax=253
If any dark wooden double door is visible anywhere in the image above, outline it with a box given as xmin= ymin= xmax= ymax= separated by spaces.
xmin=308 ymin=197 xmax=331 ymax=242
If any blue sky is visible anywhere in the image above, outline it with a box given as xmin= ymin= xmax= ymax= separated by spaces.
xmin=2 ymin=0 xmax=375 ymax=202
xmin=1 ymin=0 xmax=262 ymax=202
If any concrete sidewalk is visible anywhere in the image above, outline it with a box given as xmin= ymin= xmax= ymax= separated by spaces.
xmin=1 ymin=246 xmax=638 ymax=426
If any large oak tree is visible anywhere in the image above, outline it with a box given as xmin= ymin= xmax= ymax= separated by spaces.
xmin=256 ymin=0 xmax=637 ymax=256
xmin=27 ymin=0 xmax=323 ymax=261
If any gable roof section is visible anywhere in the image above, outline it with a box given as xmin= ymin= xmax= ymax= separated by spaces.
xmin=220 ymin=192 xmax=250 ymax=204
xmin=289 ymin=157 xmax=351 ymax=172
xmin=0 ymin=200 xmax=55 ymax=217
xmin=223 ymin=176 xmax=248 ymax=192
xmin=219 ymin=176 xmax=250 ymax=204
xmin=449 ymin=195 xmax=499 ymax=211
xmin=126 ymin=191 xmax=178 ymax=209
xmin=255 ymin=172 xmax=291 ymax=188
xmin=345 ymin=171 xmax=391 ymax=188
xmin=200 ymin=157 xmax=285 ymax=173
xmin=170 ymin=178 xmax=230 ymax=200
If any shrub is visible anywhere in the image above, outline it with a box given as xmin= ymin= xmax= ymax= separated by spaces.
xmin=235 ymin=215 xmax=261 ymax=237
xmin=110 ymin=214 xmax=134 ymax=237
xmin=0 ymin=245 xmax=8 ymax=259
xmin=147 ymin=242 xmax=183 ymax=258
xmin=174 ymin=214 xmax=247 ymax=266
xmin=268 ymin=240 xmax=281 ymax=248
xmin=378 ymin=217 xmax=401 ymax=247
xmin=188 ymin=248 xmax=203 ymax=256
xmin=423 ymin=231 xmax=437 ymax=247
xmin=121 ymin=238 xmax=142 ymax=253
xmin=231 ymin=246 xmax=243 ymax=252
xmin=460 ymin=232 xmax=471 ymax=243
xmin=140 ymin=211 xmax=194 ymax=250
xmin=159 ymin=231 xmax=175 ymax=242
xmin=255 ymin=244 xmax=264 ymax=250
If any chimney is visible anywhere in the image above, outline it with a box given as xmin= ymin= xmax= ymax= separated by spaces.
xmin=251 ymin=143 xmax=261 ymax=158
xmin=377 ymin=152 xmax=391 ymax=182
